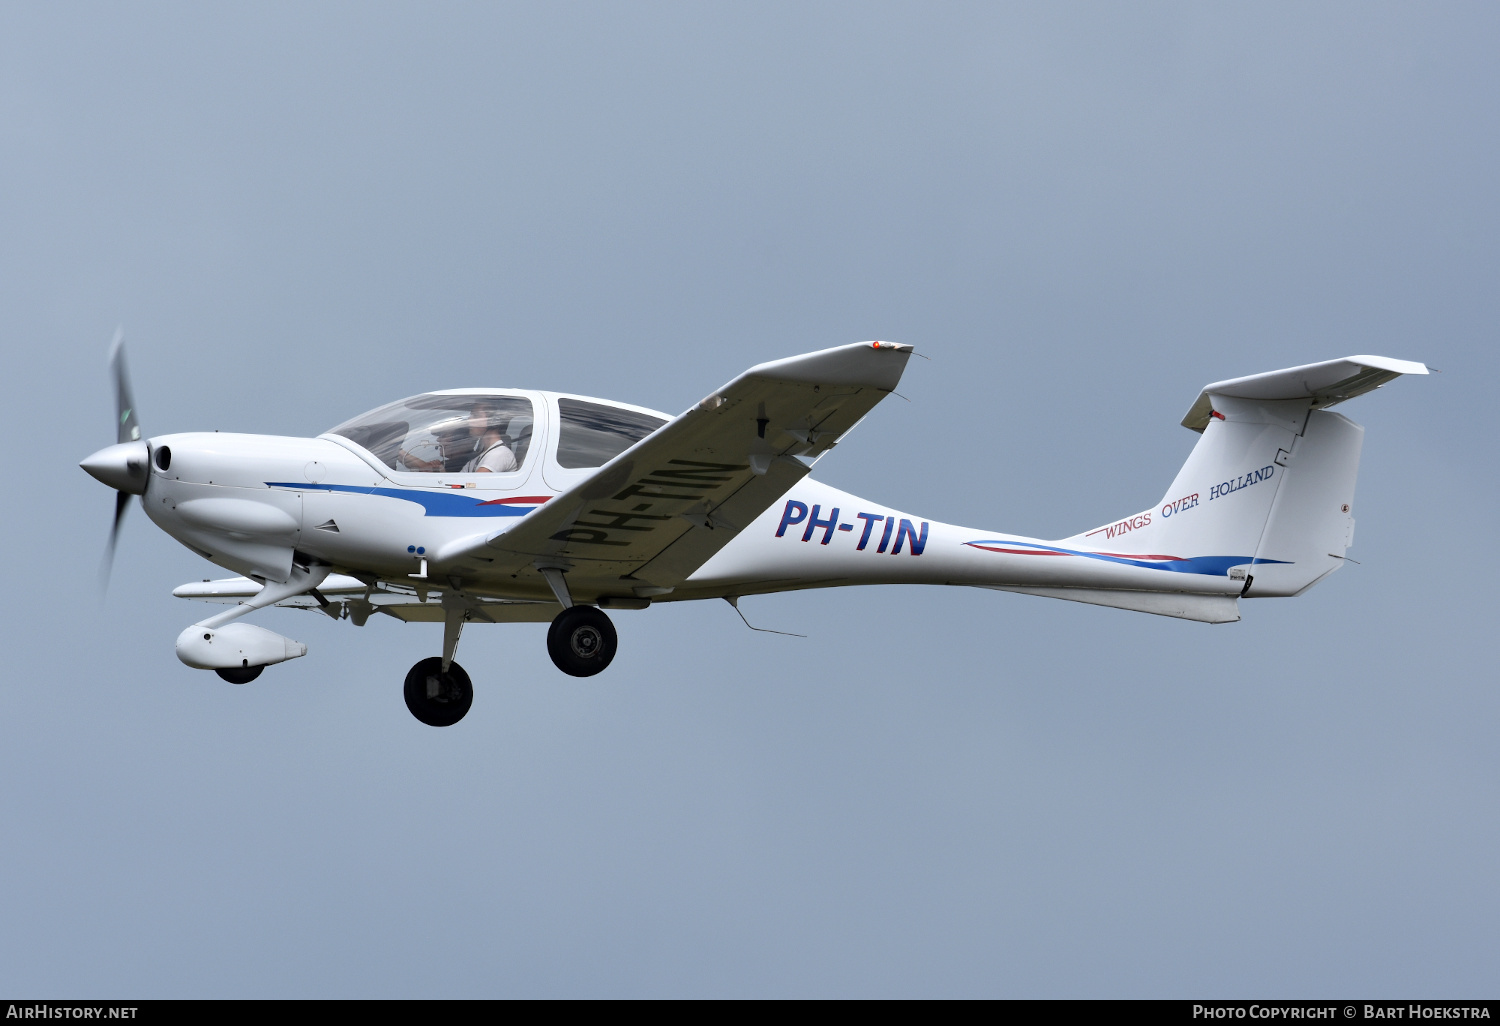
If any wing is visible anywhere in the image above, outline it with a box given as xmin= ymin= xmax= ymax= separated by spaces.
xmin=173 ymin=575 xmax=559 ymax=623
xmin=434 ymin=341 xmax=914 ymax=598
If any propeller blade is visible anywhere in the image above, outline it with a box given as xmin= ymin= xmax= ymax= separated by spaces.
xmin=100 ymin=328 xmax=141 ymax=591
xmin=109 ymin=327 xmax=141 ymax=445
xmin=100 ymin=490 xmax=131 ymax=590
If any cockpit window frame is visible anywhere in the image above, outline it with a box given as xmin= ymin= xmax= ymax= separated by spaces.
xmin=554 ymin=398 xmax=671 ymax=470
xmin=322 ymin=390 xmax=543 ymax=489
xmin=539 ymin=392 xmax=674 ymax=491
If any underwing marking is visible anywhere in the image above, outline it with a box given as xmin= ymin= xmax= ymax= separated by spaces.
xmin=549 ymin=528 xmax=631 ymax=547
xmin=573 ymin=510 xmax=675 ymax=532
xmin=567 ymin=461 xmax=750 ymax=546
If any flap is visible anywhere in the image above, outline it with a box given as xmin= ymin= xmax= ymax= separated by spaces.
xmin=1182 ymin=355 xmax=1428 ymax=432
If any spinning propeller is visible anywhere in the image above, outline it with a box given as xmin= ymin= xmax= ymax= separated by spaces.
xmin=79 ymin=329 xmax=149 ymax=587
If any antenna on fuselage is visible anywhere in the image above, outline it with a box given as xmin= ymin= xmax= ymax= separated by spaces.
xmin=723 ymin=596 xmax=806 ymax=638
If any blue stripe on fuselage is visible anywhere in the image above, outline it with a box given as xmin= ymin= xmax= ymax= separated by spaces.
xmin=266 ymin=482 xmax=537 ymax=517
xmin=963 ymin=539 xmax=1290 ymax=576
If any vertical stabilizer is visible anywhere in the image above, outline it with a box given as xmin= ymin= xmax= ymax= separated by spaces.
xmin=1060 ymin=356 xmax=1424 ymax=597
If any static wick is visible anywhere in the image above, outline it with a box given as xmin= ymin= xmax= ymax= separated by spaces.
xmin=724 ymin=596 xmax=805 ymax=638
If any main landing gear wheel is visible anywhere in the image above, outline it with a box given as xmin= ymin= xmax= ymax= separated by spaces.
xmin=547 ymin=606 xmax=618 ymax=677
xmin=403 ymin=657 xmax=473 ymax=727
xmin=216 ymin=665 xmax=263 ymax=685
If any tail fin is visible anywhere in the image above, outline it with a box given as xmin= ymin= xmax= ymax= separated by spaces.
xmin=1062 ymin=355 xmax=1427 ymax=597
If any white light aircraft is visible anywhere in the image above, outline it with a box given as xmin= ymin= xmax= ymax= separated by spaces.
xmin=81 ymin=335 xmax=1426 ymax=725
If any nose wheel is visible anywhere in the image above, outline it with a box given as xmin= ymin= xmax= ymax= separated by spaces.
xmin=547 ymin=606 xmax=617 ymax=677
xmin=403 ymin=656 xmax=474 ymax=726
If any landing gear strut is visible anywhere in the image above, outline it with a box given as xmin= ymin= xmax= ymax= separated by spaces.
xmin=547 ymin=606 xmax=617 ymax=677
xmin=403 ymin=656 xmax=473 ymax=726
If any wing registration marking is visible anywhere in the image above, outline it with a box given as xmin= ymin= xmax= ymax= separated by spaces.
xmin=549 ymin=459 xmax=748 ymax=547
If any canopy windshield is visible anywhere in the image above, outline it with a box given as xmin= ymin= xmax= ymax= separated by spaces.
xmin=328 ymin=394 xmax=535 ymax=474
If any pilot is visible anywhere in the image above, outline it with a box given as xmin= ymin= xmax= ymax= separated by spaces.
xmin=461 ymin=399 xmax=518 ymax=474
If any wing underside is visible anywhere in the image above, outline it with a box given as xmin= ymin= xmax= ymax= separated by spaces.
xmin=173 ymin=574 xmax=560 ymax=622
xmin=435 ymin=341 xmax=914 ymax=599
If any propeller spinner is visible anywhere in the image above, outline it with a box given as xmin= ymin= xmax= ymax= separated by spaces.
xmin=80 ymin=329 xmax=149 ymax=585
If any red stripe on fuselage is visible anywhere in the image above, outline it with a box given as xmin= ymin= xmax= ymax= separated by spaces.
xmin=1090 ymin=551 xmax=1184 ymax=561
xmin=476 ymin=495 xmax=553 ymax=506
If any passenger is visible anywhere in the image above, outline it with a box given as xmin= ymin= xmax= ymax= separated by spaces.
xmin=462 ymin=400 xmax=518 ymax=474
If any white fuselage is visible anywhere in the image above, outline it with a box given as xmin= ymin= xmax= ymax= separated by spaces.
xmin=141 ymin=425 xmax=1240 ymax=607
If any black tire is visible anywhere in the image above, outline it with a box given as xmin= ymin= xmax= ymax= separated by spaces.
xmin=216 ymin=664 xmax=264 ymax=685
xmin=547 ymin=606 xmax=617 ymax=677
xmin=403 ymin=657 xmax=474 ymax=727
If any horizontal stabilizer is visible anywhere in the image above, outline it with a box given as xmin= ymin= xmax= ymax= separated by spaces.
xmin=986 ymin=586 xmax=1241 ymax=623
xmin=1182 ymin=355 xmax=1428 ymax=432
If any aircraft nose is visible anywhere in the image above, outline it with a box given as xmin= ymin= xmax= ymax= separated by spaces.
xmin=80 ymin=440 xmax=150 ymax=494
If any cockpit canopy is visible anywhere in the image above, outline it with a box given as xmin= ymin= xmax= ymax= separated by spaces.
xmin=328 ymin=394 xmax=535 ymax=474
xmin=327 ymin=392 xmax=671 ymax=475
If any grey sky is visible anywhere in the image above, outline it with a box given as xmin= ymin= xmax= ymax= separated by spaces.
xmin=2 ymin=1 xmax=1496 ymax=997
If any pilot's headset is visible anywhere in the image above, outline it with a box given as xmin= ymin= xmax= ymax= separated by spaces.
xmin=467 ymin=400 xmax=502 ymax=446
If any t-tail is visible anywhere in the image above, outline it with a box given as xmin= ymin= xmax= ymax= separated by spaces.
xmin=1058 ymin=355 xmax=1428 ymax=600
